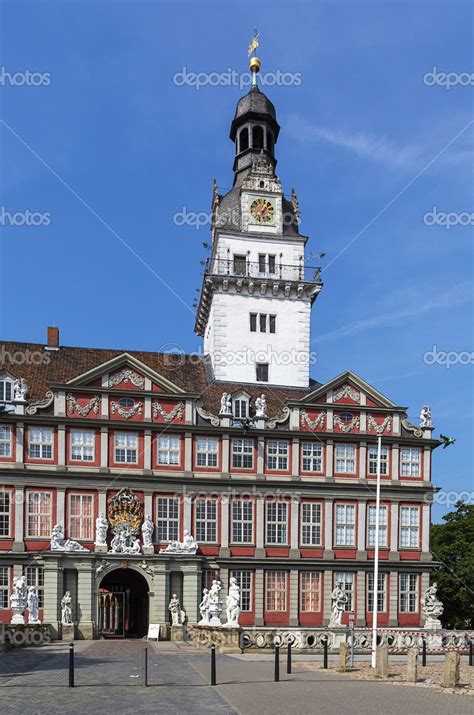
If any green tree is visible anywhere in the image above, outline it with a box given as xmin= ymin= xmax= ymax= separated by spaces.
xmin=431 ymin=501 xmax=474 ymax=629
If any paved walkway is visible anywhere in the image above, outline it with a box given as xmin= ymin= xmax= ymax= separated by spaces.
xmin=0 ymin=640 xmax=473 ymax=715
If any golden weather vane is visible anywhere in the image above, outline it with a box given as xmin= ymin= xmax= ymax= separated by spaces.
xmin=248 ymin=29 xmax=259 ymax=57
xmin=248 ymin=29 xmax=261 ymax=81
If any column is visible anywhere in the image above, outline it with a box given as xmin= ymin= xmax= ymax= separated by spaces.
xmin=289 ymin=569 xmax=299 ymax=626
xmin=57 ymin=425 xmax=66 ymax=467
xmin=359 ymin=443 xmax=367 ymax=479
xmin=290 ymin=497 xmax=299 ymax=557
xmin=150 ymin=561 xmax=168 ymax=624
xmin=356 ymin=570 xmax=366 ymax=626
xmin=254 ymin=568 xmax=264 ymax=626
xmin=291 ymin=437 xmax=299 ymax=478
xmin=323 ymin=499 xmax=333 ymax=557
xmin=55 ymin=390 xmax=66 ymax=417
xmin=183 ymin=493 xmax=192 ymax=535
xmin=143 ymin=431 xmax=151 ymax=471
xmin=76 ymin=562 xmax=95 ymax=639
xmin=389 ymin=501 xmax=400 ymax=560
xmin=100 ymin=427 xmax=108 ymax=469
xmin=56 ymin=489 xmax=66 ymax=529
xmin=15 ymin=423 xmax=24 ymax=464
xmin=98 ymin=491 xmax=106 ymax=515
xmin=421 ymin=503 xmax=431 ymax=560
xmin=391 ymin=445 xmax=399 ymax=481
xmin=322 ymin=569 xmax=333 ymax=626
xmin=221 ymin=434 xmax=230 ymax=476
xmin=423 ymin=447 xmax=431 ymax=482
xmin=144 ymin=395 xmax=151 ymax=421
xmin=43 ymin=558 xmax=63 ymax=639
xmin=184 ymin=433 xmax=192 ymax=473
xmin=144 ymin=492 xmax=153 ymax=517
xmin=220 ymin=496 xmax=230 ymax=557
xmin=185 ymin=399 xmax=193 ymax=425
xmin=257 ymin=436 xmax=265 ymax=476
xmin=182 ymin=562 xmax=201 ymax=623
xmin=255 ymin=497 xmax=265 ymax=557
xmin=326 ymin=440 xmax=333 ymax=478
xmin=389 ymin=571 xmax=398 ymax=626
xmin=420 ymin=572 xmax=430 ymax=626
xmin=12 ymin=487 xmax=25 ymax=552
xmin=357 ymin=501 xmax=367 ymax=559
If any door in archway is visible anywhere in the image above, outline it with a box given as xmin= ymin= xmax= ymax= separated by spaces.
xmin=99 ymin=568 xmax=149 ymax=638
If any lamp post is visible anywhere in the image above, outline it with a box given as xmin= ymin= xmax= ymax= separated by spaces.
xmin=371 ymin=435 xmax=382 ymax=669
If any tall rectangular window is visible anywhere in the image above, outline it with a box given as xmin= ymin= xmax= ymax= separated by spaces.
xmin=233 ymin=255 xmax=246 ymax=275
xmin=0 ymin=491 xmax=11 ymax=537
xmin=399 ymin=573 xmax=418 ymax=612
xmin=0 ymin=380 xmax=12 ymax=402
xmin=231 ymin=500 xmax=254 ymax=543
xmin=232 ymin=438 xmax=253 ymax=469
xmin=401 ymin=448 xmax=421 ymax=477
xmin=156 ymin=497 xmax=179 ymax=542
xmin=301 ymin=442 xmax=323 ymax=472
xmin=267 ymin=440 xmax=289 ymax=470
xmin=269 ymin=315 xmax=276 ymax=333
xmin=25 ymin=566 xmax=44 ymax=607
xmin=265 ymin=571 xmax=287 ymax=611
xmin=300 ymin=571 xmax=321 ymax=612
xmin=268 ymin=255 xmax=276 ymax=274
xmin=258 ymin=254 xmax=266 ymax=273
xmin=266 ymin=501 xmax=288 ymax=544
xmin=249 ymin=313 xmax=257 ymax=332
xmin=29 ymin=428 xmax=53 ymax=460
xmin=368 ymin=445 xmax=389 ymax=475
xmin=196 ymin=437 xmax=219 ymax=468
xmin=0 ymin=426 xmax=12 ymax=457
xmin=400 ymin=506 xmax=420 ymax=547
xmin=259 ymin=313 xmax=267 ymax=333
xmin=27 ymin=491 xmax=52 ymax=537
xmin=256 ymin=363 xmax=269 ymax=382
xmin=367 ymin=572 xmax=387 ymax=612
xmin=300 ymin=502 xmax=322 ymax=546
xmin=195 ymin=499 xmax=217 ymax=542
xmin=233 ymin=400 xmax=248 ymax=420
xmin=231 ymin=570 xmax=253 ymax=611
xmin=0 ymin=566 xmax=9 ymax=608
xmin=157 ymin=435 xmax=180 ymax=466
xmin=335 ymin=444 xmax=356 ymax=474
xmin=68 ymin=493 xmax=94 ymax=540
xmin=70 ymin=429 xmax=95 ymax=461
xmin=367 ymin=504 xmax=388 ymax=547
xmin=335 ymin=503 xmax=356 ymax=546
xmin=334 ymin=572 xmax=354 ymax=611
xmin=114 ymin=432 xmax=138 ymax=463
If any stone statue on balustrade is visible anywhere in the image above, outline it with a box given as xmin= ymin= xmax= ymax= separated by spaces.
xmin=422 ymin=582 xmax=444 ymax=629
xmin=208 ymin=579 xmax=223 ymax=626
xmin=61 ymin=592 xmax=73 ymax=625
xmin=141 ymin=514 xmax=154 ymax=549
xmin=219 ymin=392 xmax=232 ymax=416
xmin=329 ymin=582 xmax=347 ymax=627
xmin=168 ymin=593 xmax=186 ymax=626
xmin=419 ymin=405 xmax=432 ymax=428
xmin=255 ymin=394 xmax=267 ymax=419
xmin=161 ymin=530 xmax=198 ymax=555
xmin=95 ymin=512 xmax=108 ymax=547
xmin=225 ymin=577 xmax=241 ymax=627
xmin=13 ymin=378 xmax=28 ymax=402
xmin=51 ymin=524 xmax=89 ymax=552
xmin=109 ymin=525 xmax=141 ymax=554
xmin=10 ymin=575 xmax=28 ymax=624
xmin=27 ymin=586 xmax=40 ymax=624
xmin=199 ymin=588 xmax=210 ymax=625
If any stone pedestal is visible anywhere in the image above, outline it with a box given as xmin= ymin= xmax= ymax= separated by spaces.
xmin=339 ymin=642 xmax=350 ymax=672
xmin=61 ymin=624 xmax=76 ymax=641
xmin=170 ymin=625 xmax=185 ymax=642
xmin=187 ymin=624 xmax=242 ymax=654
xmin=332 ymin=630 xmax=347 ymax=650
xmin=142 ymin=546 xmax=154 ymax=556
xmin=443 ymin=652 xmax=460 ymax=688
xmin=375 ymin=646 xmax=389 ymax=678
xmin=94 ymin=544 xmax=107 ymax=553
xmin=425 ymin=617 xmax=442 ymax=630
xmin=406 ymin=648 xmax=418 ymax=683
xmin=10 ymin=611 xmax=25 ymax=625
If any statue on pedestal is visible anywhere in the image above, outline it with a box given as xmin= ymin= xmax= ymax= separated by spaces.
xmin=27 ymin=586 xmax=40 ymax=624
xmin=109 ymin=525 xmax=141 ymax=554
xmin=168 ymin=593 xmax=186 ymax=626
xmin=199 ymin=588 xmax=210 ymax=625
xmin=329 ymin=582 xmax=347 ymax=627
xmin=255 ymin=394 xmax=267 ymax=419
xmin=161 ymin=530 xmax=198 ymax=555
xmin=225 ymin=577 xmax=241 ymax=627
xmin=141 ymin=514 xmax=154 ymax=549
xmin=61 ymin=592 xmax=73 ymax=625
xmin=95 ymin=512 xmax=108 ymax=546
xmin=51 ymin=524 xmax=89 ymax=552
xmin=208 ymin=579 xmax=223 ymax=626
xmin=13 ymin=378 xmax=28 ymax=402
xmin=422 ymin=582 xmax=444 ymax=629
xmin=219 ymin=392 xmax=232 ymax=416
xmin=10 ymin=575 xmax=28 ymax=624
xmin=420 ymin=405 xmax=432 ymax=428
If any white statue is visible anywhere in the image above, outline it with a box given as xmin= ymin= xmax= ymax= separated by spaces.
xmin=27 ymin=586 xmax=40 ymax=624
xmin=420 ymin=405 xmax=432 ymax=428
xmin=10 ymin=575 xmax=28 ymax=624
xmin=422 ymin=582 xmax=444 ymax=629
xmin=199 ymin=588 xmax=210 ymax=625
xmin=141 ymin=514 xmax=154 ymax=548
xmin=161 ymin=529 xmax=198 ymax=555
xmin=109 ymin=525 xmax=142 ymax=555
xmin=61 ymin=591 xmax=73 ymax=625
xmin=225 ymin=577 xmax=241 ymax=627
xmin=255 ymin=394 xmax=267 ymax=418
xmin=51 ymin=524 xmax=89 ymax=552
xmin=329 ymin=582 xmax=347 ymax=627
xmin=95 ymin=512 xmax=108 ymax=546
xmin=219 ymin=392 xmax=232 ymax=416
xmin=13 ymin=378 xmax=28 ymax=402
xmin=168 ymin=593 xmax=186 ymax=626
xmin=208 ymin=579 xmax=223 ymax=626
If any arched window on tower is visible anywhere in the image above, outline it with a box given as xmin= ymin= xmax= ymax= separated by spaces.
xmin=252 ymin=125 xmax=264 ymax=150
xmin=267 ymin=132 xmax=273 ymax=154
xmin=239 ymin=127 xmax=249 ymax=152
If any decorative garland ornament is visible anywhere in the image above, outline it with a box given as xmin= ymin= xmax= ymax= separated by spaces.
xmin=333 ymin=414 xmax=360 ymax=433
xmin=108 ymin=369 xmax=145 ymax=389
xmin=152 ymin=401 xmax=184 ymax=422
xmin=333 ymin=385 xmax=360 ymax=403
xmin=110 ymin=400 xmax=143 ymax=419
xmin=66 ymin=393 xmax=101 ymax=417
xmin=367 ymin=414 xmax=392 ymax=435
xmin=300 ymin=410 xmax=326 ymax=431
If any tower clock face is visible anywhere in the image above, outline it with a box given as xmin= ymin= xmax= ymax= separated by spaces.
xmin=250 ymin=197 xmax=275 ymax=224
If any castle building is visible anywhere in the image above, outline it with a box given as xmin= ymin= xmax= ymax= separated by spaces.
xmin=0 ymin=56 xmax=438 ymax=639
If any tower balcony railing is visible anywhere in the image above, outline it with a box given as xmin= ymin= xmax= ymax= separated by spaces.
xmin=205 ymin=257 xmax=322 ymax=284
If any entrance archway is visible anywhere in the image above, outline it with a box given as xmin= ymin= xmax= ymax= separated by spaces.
xmin=99 ymin=568 xmax=149 ymax=638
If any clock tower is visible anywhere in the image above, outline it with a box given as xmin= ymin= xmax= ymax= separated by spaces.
xmin=195 ymin=55 xmax=322 ymax=387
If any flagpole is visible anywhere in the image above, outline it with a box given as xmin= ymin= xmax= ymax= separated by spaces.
xmin=371 ymin=435 xmax=382 ymax=669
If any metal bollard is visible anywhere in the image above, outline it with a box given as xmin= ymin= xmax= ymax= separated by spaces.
xmin=287 ymin=641 xmax=292 ymax=674
xmin=143 ymin=646 xmax=148 ymax=687
xmin=323 ymin=637 xmax=328 ymax=669
xmin=422 ymin=639 xmax=427 ymax=667
xmin=210 ymin=644 xmax=216 ymax=686
xmin=469 ymin=640 xmax=473 ymax=667
xmin=274 ymin=644 xmax=280 ymax=682
xmin=68 ymin=642 xmax=74 ymax=688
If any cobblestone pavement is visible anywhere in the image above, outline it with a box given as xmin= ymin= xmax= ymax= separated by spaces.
xmin=1 ymin=641 xmax=474 ymax=715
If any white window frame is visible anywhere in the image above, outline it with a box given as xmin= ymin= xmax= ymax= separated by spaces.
xmin=70 ymin=429 xmax=95 ymax=462
xmin=156 ymin=497 xmax=180 ymax=542
xmin=300 ymin=571 xmax=322 ymax=612
xmin=367 ymin=504 xmax=388 ymax=548
xmin=0 ymin=490 xmax=11 ymax=537
xmin=265 ymin=571 xmax=287 ymax=612
xmin=0 ymin=566 xmax=10 ymax=608
xmin=195 ymin=437 xmax=219 ymax=468
xmin=334 ymin=572 xmax=354 ymax=612
xmin=0 ymin=425 xmax=12 ymax=458
xmin=232 ymin=438 xmax=254 ymax=469
xmin=230 ymin=570 xmax=253 ymax=612
xmin=68 ymin=493 xmax=94 ymax=541
xmin=335 ymin=503 xmax=356 ymax=546
xmin=367 ymin=572 xmax=387 ymax=612
xmin=233 ymin=398 xmax=249 ymax=420
xmin=267 ymin=440 xmax=289 ymax=471
xmin=399 ymin=506 xmax=420 ymax=548
xmin=368 ymin=445 xmax=389 ymax=475
xmin=301 ymin=442 xmax=323 ymax=473
xmin=25 ymin=566 xmax=44 ymax=607
xmin=195 ymin=498 xmax=217 ymax=542
xmin=300 ymin=502 xmax=322 ymax=546
xmin=0 ymin=378 xmax=13 ymax=403
xmin=334 ymin=443 xmax=356 ymax=474
xmin=231 ymin=500 xmax=254 ymax=544
xmin=399 ymin=573 xmax=419 ymax=612
xmin=265 ymin=501 xmax=288 ymax=545
xmin=401 ymin=448 xmax=421 ymax=477
xmin=29 ymin=427 xmax=53 ymax=460
xmin=26 ymin=491 xmax=52 ymax=538
xmin=114 ymin=431 xmax=138 ymax=464
xmin=157 ymin=435 xmax=181 ymax=466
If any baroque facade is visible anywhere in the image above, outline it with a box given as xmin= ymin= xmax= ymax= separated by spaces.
xmin=0 ymin=67 xmax=439 ymax=639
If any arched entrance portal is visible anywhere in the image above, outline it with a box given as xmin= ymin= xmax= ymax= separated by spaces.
xmin=99 ymin=568 xmax=149 ymax=638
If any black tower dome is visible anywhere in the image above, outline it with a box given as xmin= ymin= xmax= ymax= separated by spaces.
xmin=230 ymin=84 xmax=280 ymax=186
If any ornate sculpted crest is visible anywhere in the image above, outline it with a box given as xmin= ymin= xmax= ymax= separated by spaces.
xmin=108 ymin=488 xmax=143 ymax=535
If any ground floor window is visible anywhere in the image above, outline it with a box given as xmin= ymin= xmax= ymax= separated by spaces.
xmin=300 ymin=571 xmax=322 ymax=612
xmin=68 ymin=493 xmax=94 ymax=540
xmin=265 ymin=571 xmax=287 ymax=612
xmin=156 ymin=497 xmax=180 ymax=542
xmin=25 ymin=565 xmax=44 ymax=607
xmin=367 ymin=572 xmax=387 ymax=612
xmin=0 ymin=566 xmax=9 ymax=608
xmin=399 ymin=573 xmax=418 ymax=612
xmin=230 ymin=570 xmax=253 ymax=612
xmin=334 ymin=572 xmax=354 ymax=612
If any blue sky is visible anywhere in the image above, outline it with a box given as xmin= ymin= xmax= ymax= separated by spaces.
xmin=0 ymin=0 xmax=472 ymax=521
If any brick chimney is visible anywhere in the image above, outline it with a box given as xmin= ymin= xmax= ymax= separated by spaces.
xmin=46 ymin=326 xmax=59 ymax=350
